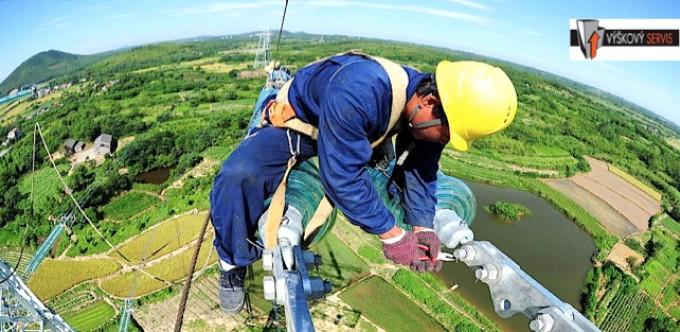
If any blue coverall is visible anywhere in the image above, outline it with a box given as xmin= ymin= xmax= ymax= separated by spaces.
xmin=210 ymin=54 xmax=445 ymax=266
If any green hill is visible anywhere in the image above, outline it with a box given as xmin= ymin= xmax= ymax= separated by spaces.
xmin=0 ymin=50 xmax=103 ymax=94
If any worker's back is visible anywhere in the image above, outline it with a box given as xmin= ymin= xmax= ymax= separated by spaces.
xmin=286 ymin=54 xmax=399 ymax=142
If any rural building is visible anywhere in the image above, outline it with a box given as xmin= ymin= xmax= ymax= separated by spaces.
xmin=95 ymin=134 xmax=116 ymax=155
xmin=63 ymin=138 xmax=85 ymax=155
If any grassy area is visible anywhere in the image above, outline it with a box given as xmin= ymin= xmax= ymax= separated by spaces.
xmin=313 ymin=233 xmax=371 ymax=289
xmin=339 ymin=276 xmax=446 ymax=332
xmin=485 ymin=200 xmax=532 ymax=222
xmin=18 ymin=164 xmax=70 ymax=216
xmin=62 ymin=300 xmax=116 ymax=331
xmin=608 ymin=165 xmax=662 ymax=201
xmin=661 ymin=214 xmax=680 ymax=236
xmin=28 ymin=258 xmax=121 ymax=299
xmin=200 ymin=62 xmax=245 ymax=73
xmin=101 ymin=191 xmax=160 ymax=221
xmin=112 ymin=211 xmax=209 ymax=263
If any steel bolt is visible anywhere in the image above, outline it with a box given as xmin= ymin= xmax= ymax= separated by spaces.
xmin=529 ymin=313 xmax=555 ymax=332
xmin=454 ymin=245 xmax=475 ymax=262
xmin=475 ymin=264 xmax=500 ymax=282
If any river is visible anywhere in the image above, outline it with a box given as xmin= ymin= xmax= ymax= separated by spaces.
xmin=437 ymin=181 xmax=596 ymax=332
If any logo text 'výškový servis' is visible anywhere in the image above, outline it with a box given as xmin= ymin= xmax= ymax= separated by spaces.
xmin=570 ymin=19 xmax=680 ymax=60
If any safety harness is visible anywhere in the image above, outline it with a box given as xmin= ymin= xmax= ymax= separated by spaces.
xmin=261 ymin=51 xmax=409 ymax=249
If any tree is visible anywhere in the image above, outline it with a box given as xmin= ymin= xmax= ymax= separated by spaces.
xmin=644 ymin=317 xmax=677 ymax=332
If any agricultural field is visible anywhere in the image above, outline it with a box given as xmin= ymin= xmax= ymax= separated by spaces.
xmin=312 ymin=233 xmax=371 ymax=289
xmin=608 ymin=165 xmax=662 ymax=202
xmin=100 ymin=270 xmax=167 ymax=298
xmin=62 ymin=300 xmax=116 ymax=332
xmin=112 ymin=210 xmax=210 ymax=263
xmin=583 ymin=224 xmax=680 ymax=330
xmin=667 ymin=137 xmax=680 ymax=151
xmin=144 ymin=236 xmax=217 ymax=282
xmin=339 ymin=276 xmax=446 ymax=332
xmin=543 ymin=178 xmax=639 ymax=238
xmin=28 ymin=257 xmax=121 ymax=299
xmin=546 ymin=157 xmax=661 ymax=236
xmin=101 ymin=191 xmax=160 ymax=221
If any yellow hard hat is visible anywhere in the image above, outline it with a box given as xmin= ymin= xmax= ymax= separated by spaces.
xmin=435 ymin=61 xmax=517 ymax=152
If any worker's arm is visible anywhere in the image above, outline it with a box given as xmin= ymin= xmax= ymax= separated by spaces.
xmin=316 ymin=65 xmax=396 ymax=235
xmin=394 ymin=131 xmax=444 ymax=229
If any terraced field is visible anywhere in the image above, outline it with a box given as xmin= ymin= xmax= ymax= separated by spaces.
xmin=28 ymin=258 xmax=121 ymax=299
xmin=543 ymin=178 xmax=638 ymax=238
xmin=608 ymin=165 xmax=662 ymax=202
xmin=112 ymin=211 xmax=210 ymax=263
xmin=546 ymin=156 xmax=661 ymax=237
xmin=62 ymin=300 xmax=116 ymax=331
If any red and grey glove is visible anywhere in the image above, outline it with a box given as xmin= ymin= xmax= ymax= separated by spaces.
xmin=415 ymin=229 xmax=443 ymax=272
xmin=382 ymin=230 xmax=441 ymax=272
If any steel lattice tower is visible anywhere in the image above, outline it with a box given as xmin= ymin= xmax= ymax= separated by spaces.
xmin=0 ymin=261 xmax=72 ymax=332
xmin=254 ymin=30 xmax=272 ymax=68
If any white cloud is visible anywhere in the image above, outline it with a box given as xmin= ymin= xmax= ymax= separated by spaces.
xmin=443 ymin=0 xmax=490 ymax=11
xmin=39 ymin=16 xmax=71 ymax=32
xmin=110 ymin=13 xmax=135 ymax=19
xmin=303 ymin=1 xmax=489 ymax=25
xmin=164 ymin=1 xmax=282 ymax=16
xmin=163 ymin=1 xmax=489 ymax=25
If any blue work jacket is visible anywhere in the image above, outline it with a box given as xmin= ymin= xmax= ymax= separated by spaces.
xmin=287 ymin=54 xmax=444 ymax=234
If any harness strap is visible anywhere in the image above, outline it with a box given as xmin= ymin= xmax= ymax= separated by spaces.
xmin=303 ymin=195 xmax=334 ymax=244
xmin=263 ymin=131 xmax=300 ymax=249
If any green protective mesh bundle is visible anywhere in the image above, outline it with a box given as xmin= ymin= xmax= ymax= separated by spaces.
xmin=285 ymin=159 xmax=338 ymax=245
xmin=283 ymin=161 xmax=476 ymax=245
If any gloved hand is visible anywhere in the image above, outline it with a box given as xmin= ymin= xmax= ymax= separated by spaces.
xmin=414 ymin=228 xmax=443 ymax=272
xmin=382 ymin=230 xmax=441 ymax=272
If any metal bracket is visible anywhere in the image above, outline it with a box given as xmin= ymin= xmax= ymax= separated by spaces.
xmin=442 ymin=214 xmax=600 ymax=332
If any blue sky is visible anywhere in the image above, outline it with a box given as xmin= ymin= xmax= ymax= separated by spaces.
xmin=1 ymin=0 xmax=679 ymax=125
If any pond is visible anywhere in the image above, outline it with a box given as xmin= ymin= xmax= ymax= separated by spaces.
xmin=437 ymin=181 xmax=596 ymax=332
xmin=136 ymin=167 xmax=171 ymax=184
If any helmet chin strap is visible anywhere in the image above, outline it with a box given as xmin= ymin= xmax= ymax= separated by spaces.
xmin=408 ymin=104 xmax=443 ymax=129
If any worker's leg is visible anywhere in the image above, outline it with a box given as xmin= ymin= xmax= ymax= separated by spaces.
xmin=210 ymin=127 xmax=316 ymax=267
